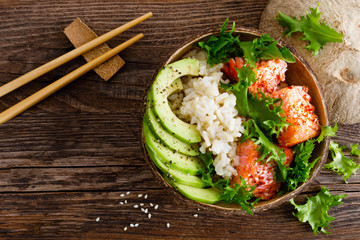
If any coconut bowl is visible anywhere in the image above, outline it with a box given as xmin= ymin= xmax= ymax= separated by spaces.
xmin=140 ymin=26 xmax=329 ymax=215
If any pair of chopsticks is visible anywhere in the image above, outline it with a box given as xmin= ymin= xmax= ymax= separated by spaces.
xmin=0 ymin=12 xmax=153 ymax=125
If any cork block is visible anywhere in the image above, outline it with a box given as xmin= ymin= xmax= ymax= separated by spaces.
xmin=64 ymin=18 xmax=125 ymax=81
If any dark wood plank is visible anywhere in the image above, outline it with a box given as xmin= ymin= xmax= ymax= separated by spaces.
xmin=1 ymin=0 xmax=360 ymax=239
xmin=0 ymin=189 xmax=358 ymax=240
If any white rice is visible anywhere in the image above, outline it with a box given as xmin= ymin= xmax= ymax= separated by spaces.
xmin=174 ymin=49 xmax=245 ymax=179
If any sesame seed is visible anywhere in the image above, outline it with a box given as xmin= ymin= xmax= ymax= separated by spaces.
xmin=194 ymin=214 xmax=198 ymax=217
xmin=135 ymin=223 xmax=139 ymax=227
xmin=120 ymin=194 xmax=125 ymax=197
xmin=126 ymin=191 xmax=130 ymax=195
xmin=138 ymin=194 xmax=143 ymax=197
xmin=130 ymin=223 xmax=135 ymax=227
xmin=140 ymin=203 xmax=144 ymax=206
xmin=141 ymin=208 xmax=145 ymax=212
xmin=154 ymin=204 xmax=159 ymax=210
xmin=124 ymin=227 xmax=128 ymax=231
xmin=197 ymin=208 xmax=200 ymax=211
xmin=96 ymin=217 xmax=100 ymax=222
xmin=144 ymin=194 xmax=148 ymax=199
xmin=144 ymin=209 xmax=148 ymax=214
xmin=148 ymin=213 xmax=152 ymax=219
xmin=167 ymin=223 xmax=170 ymax=228
xmin=133 ymin=205 xmax=139 ymax=208
xmin=150 ymin=203 xmax=154 ymax=207
xmin=119 ymin=202 xmax=124 ymax=205
xmin=124 ymin=200 xmax=128 ymax=204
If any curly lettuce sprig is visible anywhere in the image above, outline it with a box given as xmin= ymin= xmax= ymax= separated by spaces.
xmin=290 ymin=187 xmax=346 ymax=234
xmin=276 ymin=4 xmax=343 ymax=56
xmin=242 ymin=119 xmax=288 ymax=182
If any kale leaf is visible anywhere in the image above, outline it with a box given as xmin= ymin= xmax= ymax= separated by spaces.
xmin=276 ymin=4 xmax=343 ymax=56
xmin=285 ymin=124 xmax=338 ymax=190
xmin=198 ymin=18 xmax=243 ymax=66
xmin=290 ymin=187 xmax=346 ymax=234
xmin=286 ymin=139 xmax=319 ymax=191
xmin=325 ymin=141 xmax=360 ymax=183
xmin=220 ymin=180 xmax=260 ymax=215
xmin=199 ymin=19 xmax=295 ymax=66
xmin=198 ymin=151 xmax=258 ymax=214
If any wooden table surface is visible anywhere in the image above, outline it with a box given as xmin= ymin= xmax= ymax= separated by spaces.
xmin=0 ymin=0 xmax=359 ymax=239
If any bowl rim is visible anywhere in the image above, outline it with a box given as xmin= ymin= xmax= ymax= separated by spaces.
xmin=140 ymin=26 xmax=330 ymax=215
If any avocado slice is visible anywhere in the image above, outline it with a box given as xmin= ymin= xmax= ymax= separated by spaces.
xmin=165 ymin=175 xmax=222 ymax=204
xmin=145 ymin=141 xmax=207 ymax=188
xmin=152 ymin=59 xmax=201 ymax=144
xmin=145 ymin=79 xmax=199 ymax=156
xmin=143 ymin=119 xmax=203 ymax=175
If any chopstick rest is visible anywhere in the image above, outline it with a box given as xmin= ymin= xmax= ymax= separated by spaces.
xmin=0 ymin=12 xmax=152 ymax=98
xmin=64 ymin=18 xmax=125 ymax=81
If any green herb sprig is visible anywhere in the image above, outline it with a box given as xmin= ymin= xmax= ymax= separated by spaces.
xmin=199 ymin=18 xmax=295 ymax=67
xmin=276 ymin=4 xmax=343 ymax=56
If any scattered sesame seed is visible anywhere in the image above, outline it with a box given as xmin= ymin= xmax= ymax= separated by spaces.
xmin=120 ymin=194 xmax=125 ymax=197
xmin=167 ymin=223 xmax=170 ymax=228
xmin=135 ymin=223 xmax=139 ymax=227
xmin=144 ymin=209 xmax=148 ymax=214
xmin=96 ymin=217 xmax=100 ymax=222
xmin=150 ymin=203 xmax=154 ymax=207
xmin=144 ymin=194 xmax=148 ymax=199
xmin=140 ymin=203 xmax=144 ymax=206
xmin=194 ymin=214 xmax=198 ymax=217
xmin=124 ymin=227 xmax=128 ymax=231
xmin=130 ymin=223 xmax=135 ymax=227
xmin=148 ymin=213 xmax=152 ymax=219
xmin=124 ymin=200 xmax=127 ymax=204
xmin=154 ymin=204 xmax=159 ymax=210
xmin=197 ymin=208 xmax=200 ymax=211
xmin=138 ymin=194 xmax=143 ymax=197
xmin=119 ymin=202 xmax=124 ymax=205
xmin=141 ymin=208 xmax=145 ymax=212
xmin=126 ymin=191 xmax=130 ymax=195
xmin=133 ymin=205 xmax=139 ymax=208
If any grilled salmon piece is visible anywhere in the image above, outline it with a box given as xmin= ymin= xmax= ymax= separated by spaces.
xmin=271 ymin=86 xmax=321 ymax=147
xmin=221 ymin=58 xmax=287 ymax=94
xmin=231 ymin=139 xmax=293 ymax=200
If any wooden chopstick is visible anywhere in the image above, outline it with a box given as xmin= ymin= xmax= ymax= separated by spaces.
xmin=0 ymin=12 xmax=152 ymax=98
xmin=0 ymin=33 xmax=144 ymax=125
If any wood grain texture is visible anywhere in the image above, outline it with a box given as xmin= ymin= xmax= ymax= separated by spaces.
xmin=0 ymin=0 xmax=359 ymax=239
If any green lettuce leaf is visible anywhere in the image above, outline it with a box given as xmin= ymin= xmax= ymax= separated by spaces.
xmin=221 ymin=65 xmax=256 ymax=117
xmin=351 ymin=143 xmax=360 ymax=157
xmin=325 ymin=141 xmax=360 ymax=183
xmin=290 ymin=187 xmax=346 ymax=234
xmin=276 ymin=4 xmax=343 ymax=56
xmin=221 ymin=66 xmax=289 ymax=137
xmin=317 ymin=123 xmax=338 ymax=143
xmin=286 ymin=139 xmax=319 ymax=191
